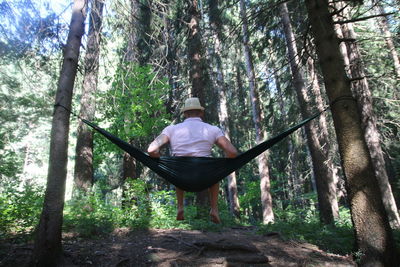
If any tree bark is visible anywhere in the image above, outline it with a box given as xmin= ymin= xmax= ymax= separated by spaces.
xmin=187 ymin=0 xmax=210 ymax=216
xmin=74 ymin=0 xmax=104 ymax=193
xmin=307 ymin=56 xmax=344 ymax=202
xmin=208 ymin=0 xmax=240 ymax=218
xmin=163 ymin=5 xmax=180 ymax=115
xmin=126 ymin=0 xmax=139 ymax=62
xmin=240 ymin=0 xmax=274 ymax=224
xmin=338 ymin=6 xmax=400 ymax=229
xmin=123 ymin=145 xmax=137 ymax=180
xmin=374 ymin=1 xmax=400 ymax=79
xmin=31 ymin=1 xmax=87 ymax=265
xmin=137 ymin=0 xmax=152 ymax=65
xmin=274 ymin=71 xmax=295 ymax=204
xmin=121 ymin=0 xmax=152 ymax=188
xmin=280 ymin=2 xmax=338 ymax=224
xmin=187 ymin=0 xmax=206 ymax=102
xmin=304 ymin=0 xmax=398 ymax=265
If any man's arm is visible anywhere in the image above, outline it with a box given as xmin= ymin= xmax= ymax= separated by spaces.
xmin=147 ymin=134 xmax=169 ymax=158
xmin=215 ymin=136 xmax=238 ymax=158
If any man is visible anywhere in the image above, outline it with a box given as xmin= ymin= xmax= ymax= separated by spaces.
xmin=147 ymin=97 xmax=238 ymax=223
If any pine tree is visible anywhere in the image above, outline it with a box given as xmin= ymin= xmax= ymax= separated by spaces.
xmin=240 ymin=0 xmax=274 ymax=224
xmin=31 ymin=0 xmax=87 ymax=265
xmin=280 ymin=2 xmax=339 ymax=224
xmin=74 ymin=0 xmax=104 ymax=193
xmin=305 ymin=0 xmax=398 ymax=264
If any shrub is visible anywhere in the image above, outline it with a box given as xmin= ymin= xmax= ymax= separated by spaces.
xmin=0 ymin=181 xmax=44 ymax=238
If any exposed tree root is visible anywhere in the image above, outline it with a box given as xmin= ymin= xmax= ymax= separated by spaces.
xmin=193 ymin=239 xmax=260 ymax=253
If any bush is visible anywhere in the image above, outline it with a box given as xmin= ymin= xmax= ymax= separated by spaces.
xmin=62 ymin=179 xmax=243 ymax=236
xmin=63 ymin=191 xmax=120 ymax=237
xmin=258 ymin=207 xmax=354 ymax=255
xmin=0 ymin=181 xmax=44 ymax=238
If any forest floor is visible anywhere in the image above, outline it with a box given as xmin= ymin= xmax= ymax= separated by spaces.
xmin=1 ymin=226 xmax=356 ymax=267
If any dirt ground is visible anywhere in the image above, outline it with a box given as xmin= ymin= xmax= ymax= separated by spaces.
xmin=0 ymin=227 xmax=355 ymax=266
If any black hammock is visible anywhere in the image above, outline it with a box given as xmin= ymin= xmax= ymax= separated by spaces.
xmin=65 ymin=106 xmax=325 ymax=192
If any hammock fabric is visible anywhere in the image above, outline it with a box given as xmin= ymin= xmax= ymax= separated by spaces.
xmin=78 ymin=111 xmax=323 ymax=192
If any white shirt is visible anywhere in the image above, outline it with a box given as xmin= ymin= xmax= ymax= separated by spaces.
xmin=161 ymin=117 xmax=224 ymax=157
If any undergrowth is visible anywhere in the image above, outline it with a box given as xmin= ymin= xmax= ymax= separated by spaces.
xmin=2 ymin=179 xmax=399 ymax=258
xmin=0 ymin=180 xmax=44 ymax=240
xmin=258 ymin=207 xmax=355 ymax=255
xmin=62 ymin=180 xmax=240 ymax=236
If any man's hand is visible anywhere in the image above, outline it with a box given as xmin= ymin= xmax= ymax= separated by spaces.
xmin=216 ymin=136 xmax=238 ymax=158
xmin=148 ymin=150 xmax=161 ymax=158
xmin=147 ymin=134 xmax=169 ymax=158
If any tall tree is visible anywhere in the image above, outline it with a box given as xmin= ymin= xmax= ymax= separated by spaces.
xmin=121 ymin=0 xmax=153 ymax=184
xmin=274 ymin=69 xmax=297 ymax=203
xmin=306 ymin=55 xmax=345 ymax=202
xmin=304 ymin=0 xmax=398 ymax=265
xmin=31 ymin=0 xmax=87 ymax=265
xmin=136 ymin=0 xmax=152 ymax=65
xmin=208 ymin=0 xmax=240 ymax=218
xmin=187 ymin=0 xmax=211 ymax=215
xmin=338 ymin=4 xmax=400 ymax=229
xmin=187 ymin=0 xmax=206 ymax=101
xmin=373 ymin=1 xmax=400 ymax=79
xmin=240 ymin=0 xmax=274 ymax=224
xmin=74 ymin=0 xmax=104 ymax=193
xmin=280 ymin=2 xmax=338 ymax=224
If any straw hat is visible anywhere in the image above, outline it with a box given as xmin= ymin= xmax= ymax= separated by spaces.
xmin=181 ymin=97 xmax=205 ymax=113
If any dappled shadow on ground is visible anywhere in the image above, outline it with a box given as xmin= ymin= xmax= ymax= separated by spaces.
xmin=0 ymin=226 xmax=355 ymax=266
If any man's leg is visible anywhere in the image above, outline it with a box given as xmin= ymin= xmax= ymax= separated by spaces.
xmin=176 ymin=187 xmax=185 ymax=220
xmin=209 ymin=183 xmax=221 ymax=224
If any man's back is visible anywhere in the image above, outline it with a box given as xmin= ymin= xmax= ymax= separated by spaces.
xmin=162 ymin=117 xmax=224 ymax=157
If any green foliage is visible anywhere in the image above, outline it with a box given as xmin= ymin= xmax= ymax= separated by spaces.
xmin=0 ymin=29 xmax=59 ymax=185
xmin=119 ymin=179 xmax=152 ymax=228
xmin=100 ymin=63 xmax=170 ymax=139
xmin=63 ymin=179 xmax=241 ymax=236
xmin=238 ymin=180 xmax=262 ymax=222
xmin=0 ymin=137 xmax=22 ymax=179
xmin=0 ymin=0 xmax=63 ymax=59
xmin=94 ymin=63 xmax=171 ymax=167
xmin=63 ymin=190 xmax=121 ymax=237
xmin=4 ymin=179 xmax=398 ymax=259
xmin=258 ymin=207 xmax=355 ymax=255
xmin=0 ymin=181 xmax=44 ymax=238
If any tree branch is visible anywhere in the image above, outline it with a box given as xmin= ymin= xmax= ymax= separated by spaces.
xmin=338 ymin=37 xmax=356 ymax=43
xmin=334 ymin=12 xmax=396 ymax=25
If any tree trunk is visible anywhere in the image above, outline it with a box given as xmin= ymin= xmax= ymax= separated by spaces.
xmin=187 ymin=0 xmax=206 ymax=102
xmin=164 ymin=6 xmax=180 ymax=115
xmin=126 ymin=0 xmax=139 ymax=62
xmin=31 ymin=1 xmax=87 ymax=265
xmin=121 ymin=0 xmax=152 ymax=189
xmin=123 ymin=145 xmax=137 ymax=180
xmin=338 ymin=7 xmax=400 ymax=229
xmin=137 ymin=0 xmax=152 ymax=65
xmin=240 ymin=0 xmax=274 ymax=224
xmin=280 ymin=2 xmax=338 ymax=224
xmin=374 ymin=2 xmax=400 ymax=79
xmin=235 ymin=47 xmax=248 ymax=119
xmin=274 ymin=72 xmax=293 ymax=203
xmin=208 ymin=0 xmax=240 ymax=218
xmin=187 ymin=0 xmax=210 ymax=216
xmin=304 ymin=0 xmax=398 ymax=265
xmin=306 ymin=56 xmax=344 ymax=202
xmin=74 ymin=0 xmax=104 ymax=193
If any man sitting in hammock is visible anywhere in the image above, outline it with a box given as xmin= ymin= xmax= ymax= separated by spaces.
xmin=147 ymin=97 xmax=238 ymax=224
